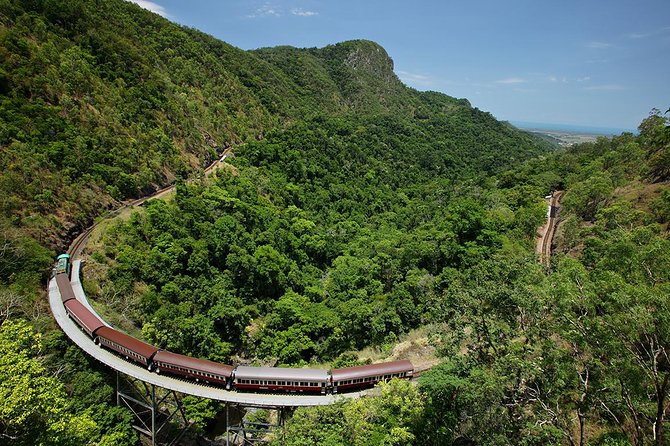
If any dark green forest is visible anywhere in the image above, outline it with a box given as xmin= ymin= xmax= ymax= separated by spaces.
xmin=1 ymin=0 xmax=669 ymax=444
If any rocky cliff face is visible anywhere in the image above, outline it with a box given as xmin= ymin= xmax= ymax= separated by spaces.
xmin=342 ymin=40 xmax=396 ymax=85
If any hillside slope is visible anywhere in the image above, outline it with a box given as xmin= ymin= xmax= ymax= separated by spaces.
xmin=0 ymin=1 xmax=558 ymax=443
xmin=0 ymin=0 xmax=548 ymax=258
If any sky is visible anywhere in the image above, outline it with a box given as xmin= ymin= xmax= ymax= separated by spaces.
xmin=128 ymin=0 xmax=670 ymax=131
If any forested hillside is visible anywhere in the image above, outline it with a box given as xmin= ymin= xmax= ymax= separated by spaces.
xmin=0 ymin=0 xmax=552 ymax=442
xmin=266 ymin=111 xmax=670 ymax=446
xmin=1 ymin=0 xmax=668 ymax=444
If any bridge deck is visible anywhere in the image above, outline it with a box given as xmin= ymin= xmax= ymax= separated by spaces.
xmin=49 ymin=275 xmax=365 ymax=407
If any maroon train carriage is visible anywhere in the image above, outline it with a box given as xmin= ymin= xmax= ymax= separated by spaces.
xmin=152 ymin=350 xmax=234 ymax=387
xmin=56 ymin=273 xmax=76 ymax=304
xmin=233 ymin=366 xmax=329 ymax=394
xmin=330 ymin=360 xmax=414 ymax=393
xmin=95 ymin=326 xmax=159 ymax=368
xmin=64 ymin=299 xmax=105 ymax=337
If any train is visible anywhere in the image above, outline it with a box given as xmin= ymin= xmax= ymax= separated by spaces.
xmin=54 ymin=256 xmax=413 ymax=394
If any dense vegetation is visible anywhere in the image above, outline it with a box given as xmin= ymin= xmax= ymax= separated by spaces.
xmin=90 ymin=111 xmax=550 ymax=365
xmin=269 ymin=110 xmax=670 ymax=446
xmin=0 ymin=0 xmax=550 ymax=442
xmin=1 ymin=0 xmax=669 ymax=444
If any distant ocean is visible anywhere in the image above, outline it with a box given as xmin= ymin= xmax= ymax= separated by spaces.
xmin=510 ymin=120 xmax=636 ymax=136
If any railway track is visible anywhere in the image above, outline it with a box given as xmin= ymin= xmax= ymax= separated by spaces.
xmin=56 ymin=146 xmax=431 ymax=410
xmin=67 ymin=149 xmax=232 ymax=258
xmin=538 ymin=191 xmax=563 ymax=267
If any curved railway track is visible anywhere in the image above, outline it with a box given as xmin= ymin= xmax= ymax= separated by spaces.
xmin=51 ymin=149 xmax=417 ymax=407
xmin=68 ymin=150 xmax=232 ymax=258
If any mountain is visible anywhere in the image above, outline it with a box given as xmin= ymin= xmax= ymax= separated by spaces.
xmin=0 ymin=1 xmax=565 ymax=443
xmin=0 ymin=0 xmax=550 ymax=258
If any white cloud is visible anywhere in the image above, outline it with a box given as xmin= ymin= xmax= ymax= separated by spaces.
xmin=576 ymin=76 xmax=591 ymax=82
xmin=586 ymin=41 xmax=612 ymax=49
xmin=292 ymin=8 xmax=318 ymax=17
xmin=626 ymin=32 xmax=650 ymax=39
xmin=626 ymin=26 xmax=670 ymax=39
xmin=397 ymin=71 xmax=436 ymax=88
xmin=397 ymin=71 xmax=429 ymax=81
xmin=495 ymin=77 xmax=526 ymax=85
xmin=126 ymin=0 xmax=169 ymax=18
xmin=548 ymin=76 xmax=558 ymax=82
xmin=248 ymin=3 xmax=281 ymax=18
xmin=584 ymin=84 xmax=624 ymax=91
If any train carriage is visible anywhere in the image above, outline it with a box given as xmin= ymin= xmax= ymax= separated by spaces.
xmin=331 ymin=360 xmax=414 ymax=393
xmin=95 ymin=326 xmax=158 ymax=368
xmin=233 ymin=366 xmax=329 ymax=394
xmin=51 ymin=233 xmax=421 ymax=396
xmin=152 ymin=350 xmax=234 ymax=387
xmin=56 ymin=273 xmax=76 ymax=304
xmin=63 ymin=299 xmax=105 ymax=337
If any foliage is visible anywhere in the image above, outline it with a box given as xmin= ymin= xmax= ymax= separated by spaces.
xmin=415 ymin=113 xmax=670 ymax=446
xmin=272 ymin=379 xmax=424 ymax=446
xmin=0 ymin=319 xmax=97 ymax=445
xmin=93 ymin=111 xmax=549 ymax=363
xmin=2 ymin=0 xmax=668 ymax=444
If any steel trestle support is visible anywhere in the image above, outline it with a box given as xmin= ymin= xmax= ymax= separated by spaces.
xmin=225 ymin=403 xmax=286 ymax=445
xmin=116 ymin=371 xmax=193 ymax=445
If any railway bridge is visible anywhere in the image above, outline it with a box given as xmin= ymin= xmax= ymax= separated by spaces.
xmin=48 ymin=154 xmax=369 ymax=445
xmin=49 ymin=260 xmax=366 ymax=444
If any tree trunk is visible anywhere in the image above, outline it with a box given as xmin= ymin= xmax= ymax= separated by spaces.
xmin=654 ymin=374 xmax=668 ymax=446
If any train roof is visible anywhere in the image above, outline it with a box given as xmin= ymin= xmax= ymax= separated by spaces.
xmin=234 ymin=366 xmax=329 ymax=382
xmin=95 ymin=326 xmax=159 ymax=359
xmin=331 ymin=360 xmax=414 ymax=381
xmin=64 ymin=299 xmax=105 ymax=334
xmin=153 ymin=350 xmax=234 ymax=377
xmin=56 ymin=273 xmax=76 ymax=303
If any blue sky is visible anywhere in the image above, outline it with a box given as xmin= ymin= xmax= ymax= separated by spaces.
xmin=129 ymin=0 xmax=669 ymax=131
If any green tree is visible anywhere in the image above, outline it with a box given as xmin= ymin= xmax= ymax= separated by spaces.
xmin=0 ymin=319 xmax=97 ymax=445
